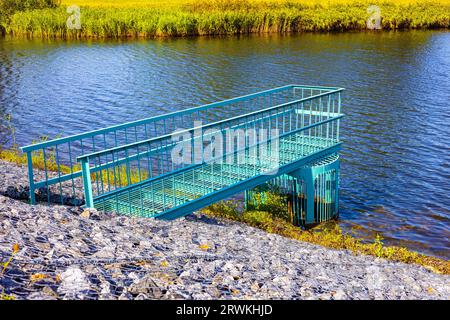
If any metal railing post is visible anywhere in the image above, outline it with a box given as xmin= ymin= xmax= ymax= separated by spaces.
xmin=302 ymin=168 xmax=316 ymax=225
xmin=26 ymin=151 xmax=36 ymax=205
xmin=80 ymin=157 xmax=94 ymax=208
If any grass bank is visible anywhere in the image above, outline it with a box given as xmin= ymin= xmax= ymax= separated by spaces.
xmin=202 ymin=201 xmax=450 ymax=275
xmin=1 ymin=0 xmax=450 ymax=38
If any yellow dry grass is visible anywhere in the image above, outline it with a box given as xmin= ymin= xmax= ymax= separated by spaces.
xmin=61 ymin=0 xmax=450 ymax=8
xmin=4 ymin=0 xmax=450 ymax=38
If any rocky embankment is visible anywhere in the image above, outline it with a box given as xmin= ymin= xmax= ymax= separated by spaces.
xmin=0 ymin=161 xmax=449 ymax=300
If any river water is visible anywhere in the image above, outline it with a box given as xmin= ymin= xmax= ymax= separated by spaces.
xmin=0 ymin=31 xmax=449 ymax=258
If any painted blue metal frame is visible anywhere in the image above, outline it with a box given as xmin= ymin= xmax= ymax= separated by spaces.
xmin=19 ymin=84 xmax=344 ymax=224
xmin=21 ymin=84 xmax=342 ymax=205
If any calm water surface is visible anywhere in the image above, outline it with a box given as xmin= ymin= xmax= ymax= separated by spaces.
xmin=0 ymin=31 xmax=449 ymax=258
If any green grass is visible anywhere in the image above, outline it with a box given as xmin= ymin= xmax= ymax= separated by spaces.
xmin=202 ymin=201 xmax=450 ymax=275
xmin=1 ymin=0 xmax=449 ymax=38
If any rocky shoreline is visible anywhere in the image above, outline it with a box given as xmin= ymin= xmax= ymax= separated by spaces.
xmin=0 ymin=161 xmax=449 ymax=300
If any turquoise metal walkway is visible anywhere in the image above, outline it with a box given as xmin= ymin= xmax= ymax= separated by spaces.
xmin=21 ymin=85 xmax=344 ymax=222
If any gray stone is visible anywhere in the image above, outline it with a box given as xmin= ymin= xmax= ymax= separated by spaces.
xmin=58 ymin=266 xmax=91 ymax=297
xmin=128 ymin=276 xmax=163 ymax=299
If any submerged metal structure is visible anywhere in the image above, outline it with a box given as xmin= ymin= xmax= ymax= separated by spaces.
xmin=21 ymin=85 xmax=344 ymax=225
xmin=245 ymin=154 xmax=340 ymax=226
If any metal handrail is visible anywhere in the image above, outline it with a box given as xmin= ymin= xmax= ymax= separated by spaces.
xmin=21 ymin=84 xmax=340 ymax=153
xmin=77 ymin=88 xmax=344 ymax=162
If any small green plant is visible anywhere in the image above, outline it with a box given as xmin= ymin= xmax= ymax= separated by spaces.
xmin=373 ymin=234 xmax=384 ymax=258
xmin=0 ymin=290 xmax=15 ymax=300
xmin=241 ymin=210 xmax=274 ymax=226
xmin=1 ymin=243 xmax=20 ymax=274
xmin=205 ymin=200 xmax=241 ymax=220
xmin=246 ymin=187 xmax=291 ymax=222
xmin=0 ymin=244 xmax=19 ymax=299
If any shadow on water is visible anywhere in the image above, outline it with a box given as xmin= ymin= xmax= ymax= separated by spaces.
xmin=0 ymin=31 xmax=449 ymax=259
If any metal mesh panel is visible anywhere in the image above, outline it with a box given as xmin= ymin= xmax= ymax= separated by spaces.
xmin=246 ymin=154 xmax=340 ymax=226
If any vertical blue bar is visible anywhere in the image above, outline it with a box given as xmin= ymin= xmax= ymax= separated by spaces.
xmin=81 ymin=158 xmax=94 ymax=208
xmin=26 ymin=151 xmax=36 ymax=205
xmin=244 ymin=190 xmax=249 ymax=210
xmin=302 ymin=168 xmax=315 ymax=224
xmin=335 ymin=159 xmax=340 ymax=216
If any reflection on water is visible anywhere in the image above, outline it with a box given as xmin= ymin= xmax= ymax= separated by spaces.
xmin=0 ymin=31 xmax=449 ymax=258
